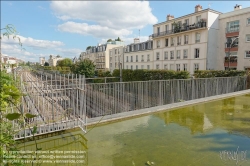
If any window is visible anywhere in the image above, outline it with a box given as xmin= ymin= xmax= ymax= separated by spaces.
xmin=184 ymin=35 xmax=188 ymax=44
xmin=138 ymin=44 xmax=140 ymax=51
xmin=183 ymin=64 xmax=187 ymax=71
xmin=165 ymin=25 xmax=169 ymax=31
xmin=115 ymin=49 xmax=117 ymax=54
xmin=194 ymin=48 xmax=199 ymax=58
xmin=118 ymin=49 xmax=120 ymax=54
xmin=246 ymin=34 xmax=250 ymax=42
xmin=156 ymin=52 xmax=160 ymax=60
xmin=246 ymin=51 xmax=250 ymax=58
xmin=185 ymin=19 xmax=189 ymax=25
xmin=183 ymin=49 xmax=188 ymax=59
xmin=171 ymin=38 xmax=174 ymax=46
xmin=115 ymin=56 xmax=117 ymax=61
xmin=196 ymin=15 xmax=201 ymax=23
xmin=141 ymin=55 xmax=144 ymax=62
xmin=165 ymin=38 xmax=169 ymax=47
xmin=156 ymin=64 xmax=159 ymax=69
xmin=136 ymin=55 xmax=138 ymax=62
xmin=131 ymin=65 xmax=133 ymax=70
xmin=110 ymin=57 xmax=112 ymax=61
xmin=164 ymin=51 xmax=168 ymax=60
xmin=141 ymin=65 xmax=144 ymax=69
xmin=115 ymin=63 xmax=117 ymax=68
xmin=248 ymin=18 xmax=250 ymax=25
xmin=164 ymin=64 xmax=168 ymax=69
xmin=170 ymin=51 xmax=174 ymax=59
xmin=110 ymin=63 xmax=112 ymax=67
xmin=147 ymin=65 xmax=150 ymax=70
xmin=131 ymin=56 xmax=133 ymax=62
xmin=226 ymin=37 xmax=239 ymax=48
xmin=126 ymin=56 xmax=128 ymax=62
xmin=136 ymin=65 xmax=138 ymax=69
xmin=157 ymin=40 xmax=160 ymax=48
xmin=110 ymin=51 xmax=112 ymax=56
xmin=176 ymin=50 xmax=181 ymax=59
xmin=194 ymin=63 xmax=199 ymax=71
xmin=147 ymin=54 xmax=150 ymax=61
xmin=157 ymin=27 xmax=160 ymax=34
xmin=177 ymin=36 xmax=181 ymax=45
xmin=195 ymin=33 xmax=200 ymax=43
xmin=170 ymin=64 xmax=174 ymax=70
xmin=176 ymin=64 xmax=180 ymax=71
xmin=227 ymin=20 xmax=239 ymax=33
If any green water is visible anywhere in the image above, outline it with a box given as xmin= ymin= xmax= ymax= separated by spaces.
xmin=17 ymin=94 xmax=250 ymax=166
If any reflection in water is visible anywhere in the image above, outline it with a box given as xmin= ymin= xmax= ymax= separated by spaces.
xmin=17 ymin=130 xmax=88 ymax=166
xmin=17 ymin=94 xmax=250 ymax=166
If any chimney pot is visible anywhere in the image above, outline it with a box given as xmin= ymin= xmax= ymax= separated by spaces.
xmin=195 ymin=4 xmax=202 ymax=12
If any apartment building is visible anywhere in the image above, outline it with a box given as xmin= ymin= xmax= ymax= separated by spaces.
xmin=48 ymin=55 xmax=64 ymax=66
xmin=123 ymin=38 xmax=154 ymax=70
xmin=39 ymin=57 xmax=45 ymax=66
xmin=150 ymin=5 xmax=221 ymax=74
xmin=218 ymin=5 xmax=250 ymax=70
xmin=109 ymin=46 xmax=124 ymax=73
xmin=80 ymin=40 xmax=124 ymax=71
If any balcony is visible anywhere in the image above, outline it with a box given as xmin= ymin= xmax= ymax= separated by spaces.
xmin=177 ymin=42 xmax=181 ymax=45
xmin=184 ymin=41 xmax=188 ymax=44
xmin=150 ymin=21 xmax=207 ymax=38
xmin=170 ymin=56 xmax=174 ymax=60
xmin=225 ymin=42 xmax=238 ymax=52
xmin=225 ymin=26 xmax=239 ymax=37
xmin=183 ymin=56 xmax=188 ymax=59
xmin=177 ymin=56 xmax=180 ymax=59
xmin=224 ymin=56 xmax=237 ymax=67
xmin=171 ymin=43 xmax=174 ymax=46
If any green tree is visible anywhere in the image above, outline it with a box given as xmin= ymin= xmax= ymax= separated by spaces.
xmin=57 ymin=58 xmax=72 ymax=67
xmin=107 ymin=39 xmax=112 ymax=42
xmin=86 ymin=46 xmax=92 ymax=50
xmin=71 ymin=59 xmax=95 ymax=78
xmin=44 ymin=62 xmax=49 ymax=66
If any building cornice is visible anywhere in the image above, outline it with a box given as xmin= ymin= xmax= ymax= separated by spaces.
xmin=219 ymin=7 xmax=250 ymax=20
xmin=153 ymin=8 xmax=222 ymax=27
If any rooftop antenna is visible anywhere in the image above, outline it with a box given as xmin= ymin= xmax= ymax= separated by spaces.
xmin=139 ymin=29 xmax=140 ymax=41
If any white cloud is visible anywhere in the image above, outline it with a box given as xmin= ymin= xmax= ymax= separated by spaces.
xmin=51 ymin=1 xmax=157 ymax=30
xmin=58 ymin=22 xmax=132 ymax=39
xmin=99 ymin=36 xmax=150 ymax=45
xmin=1 ymin=35 xmax=64 ymax=49
xmin=51 ymin=1 xmax=157 ymax=39
xmin=55 ymin=48 xmax=82 ymax=57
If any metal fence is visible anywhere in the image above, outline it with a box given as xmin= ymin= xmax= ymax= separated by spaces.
xmin=86 ymin=76 xmax=247 ymax=118
xmin=13 ymin=71 xmax=87 ymax=140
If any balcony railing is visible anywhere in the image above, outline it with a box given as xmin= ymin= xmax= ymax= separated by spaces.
xmin=170 ymin=56 xmax=174 ymax=60
xmin=225 ymin=26 xmax=240 ymax=33
xmin=195 ymin=40 xmax=200 ymax=43
xmin=150 ymin=21 xmax=207 ymax=38
xmin=171 ymin=43 xmax=174 ymax=46
xmin=225 ymin=42 xmax=239 ymax=48
xmin=177 ymin=42 xmax=181 ymax=45
xmin=184 ymin=41 xmax=188 ymax=44
xmin=141 ymin=59 xmax=144 ymax=62
xmin=183 ymin=56 xmax=188 ymax=59
xmin=177 ymin=56 xmax=180 ymax=59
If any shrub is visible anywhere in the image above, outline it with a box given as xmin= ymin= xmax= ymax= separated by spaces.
xmin=194 ymin=70 xmax=247 ymax=78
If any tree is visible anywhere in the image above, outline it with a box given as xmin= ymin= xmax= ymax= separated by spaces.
xmin=71 ymin=59 xmax=95 ymax=78
xmin=115 ymin=37 xmax=121 ymax=41
xmin=107 ymin=39 xmax=112 ymax=42
xmin=57 ymin=58 xmax=72 ymax=67
xmin=44 ymin=62 xmax=49 ymax=66
xmin=86 ymin=46 xmax=92 ymax=50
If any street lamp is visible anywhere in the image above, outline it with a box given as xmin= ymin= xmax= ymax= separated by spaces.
xmin=226 ymin=37 xmax=239 ymax=70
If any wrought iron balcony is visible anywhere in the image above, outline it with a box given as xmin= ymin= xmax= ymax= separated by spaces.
xmin=184 ymin=41 xmax=188 ymax=44
xmin=150 ymin=21 xmax=207 ymax=38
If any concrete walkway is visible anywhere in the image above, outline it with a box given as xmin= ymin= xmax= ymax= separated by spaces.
xmin=87 ymin=89 xmax=250 ymax=126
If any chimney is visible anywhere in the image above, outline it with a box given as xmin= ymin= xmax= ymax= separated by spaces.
xmin=195 ymin=4 xmax=202 ymax=12
xmin=134 ymin=38 xmax=140 ymax=43
xmin=234 ymin=4 xmax=242 ymax=11
xmin=167 ymin=14 xmax=174 ymax=21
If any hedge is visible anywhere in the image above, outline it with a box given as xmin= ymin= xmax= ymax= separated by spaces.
xmin=112 ymin=69 xmax=189 ymax=82
xmin=194 ymin=70 xmax=247 ymax=78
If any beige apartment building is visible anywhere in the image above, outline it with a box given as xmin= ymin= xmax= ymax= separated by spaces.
xmin=151 ymin=5 xmax=221 ymax=74
xmin=48 ymin=55 xmax=64 ymax=66
xmin=217 ymin=5 xmax=250 ymax=70
xmin=80 ymin=41 xmax=124 ymax=71
xmin=123 ymin=38 xmax=154 ymax=70
xmin=109 ymin=46 xmax=124 ymax=73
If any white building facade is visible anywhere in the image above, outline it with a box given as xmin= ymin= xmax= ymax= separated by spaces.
xmin=217 ymin=5 xmax=250 ymax=70
xmin=150 ymin=5 xmax=221 ymax=74
xmin=123 ymin=38 xmax=154 ymax=70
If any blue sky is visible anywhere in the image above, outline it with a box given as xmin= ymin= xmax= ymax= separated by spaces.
xmin=1 ymin=1 xmax=250 ymax=62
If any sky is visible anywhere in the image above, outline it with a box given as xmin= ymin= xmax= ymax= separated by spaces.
xmin=1 ymin=1 xmax=250 ymax=62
